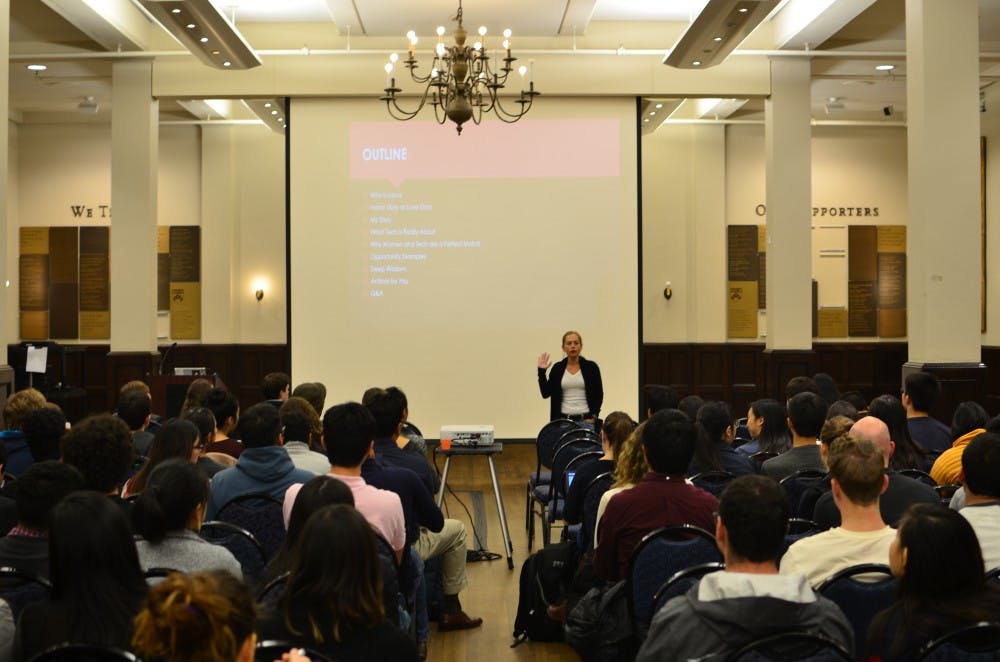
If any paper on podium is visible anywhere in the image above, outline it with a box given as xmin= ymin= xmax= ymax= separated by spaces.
xmin=25 ymin=345 xmax=48 ymax=374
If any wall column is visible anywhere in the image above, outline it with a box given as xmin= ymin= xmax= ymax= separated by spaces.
xmin=903 ymin=0 xmax=985 ymax=417
xmin=108 ymin=60 xmax=159 ymax=385
xmin=0 ymin=0 xmax=13 ymax=413
xmin=763 ymin=57 xmax=814 ymax=393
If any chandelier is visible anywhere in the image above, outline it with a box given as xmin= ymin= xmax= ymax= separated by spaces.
xmin=380 ymin=0 xmax=539 ymax=134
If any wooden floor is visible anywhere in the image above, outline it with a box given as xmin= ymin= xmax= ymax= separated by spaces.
xmin=425 ymin=443 xmax=578 ymax=662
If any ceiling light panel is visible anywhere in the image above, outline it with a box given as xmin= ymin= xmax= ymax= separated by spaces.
xmin=139 ymin=0 xmax=261 ymax=69
xmin=664 ymin=0 xmax=781 ymax=69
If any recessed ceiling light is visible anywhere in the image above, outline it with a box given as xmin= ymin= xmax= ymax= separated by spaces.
xmin=186 ymin=23 xmax=196 ymax=29
xmin=271 ymin=110 xmax=278 ymax=115
xmin=26 ymin=64 xmax=47 ymax=71
xmin=211 ymin=50 xmax=220 ymax=55
xmin=643 ymin=118 xmax=650 ymax=123
xmin=223 ymin=61 xmax=232 ymax=67
xmin=713 ymin=37 xmax=723 ymax=42
xmin=199 ymin=36 xmax=209 ymax=43
xmin=875 ymin=64 xmax=895 ymax=71
xmin=692 ymin=60 xmax=701 ymax=66
xmin=264 ymin=102 xmax=272 ymax=108
xmin=650 ymin=111 xmax=656 ymax=116
xmin=738 ymin=7 xmax=748 ymax=12
xmin=171 ymin=7 xmax=181 ymax=13
xmin=655 ymin=103 xmax=663 ymax=109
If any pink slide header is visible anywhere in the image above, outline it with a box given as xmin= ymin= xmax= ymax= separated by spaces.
xmin=349 ymin=119 xmax=620 ymax=187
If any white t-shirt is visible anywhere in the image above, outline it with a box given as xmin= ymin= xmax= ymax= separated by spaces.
xmin=779 ymin=525 xmax=897 ymax=587
xmin=961 ymin=502 xmax=1000 ymax=571
xmin=561 ymin=369 xmax=589 ymax=415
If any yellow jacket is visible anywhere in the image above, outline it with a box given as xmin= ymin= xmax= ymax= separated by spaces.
xmin=930 ymin=428 xmax=986 ymax=485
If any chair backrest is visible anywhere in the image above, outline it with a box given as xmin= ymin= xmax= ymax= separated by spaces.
xmin=582 ymin=471 xmax=613 ymax=551
xmin=255 ymin=571 xmax=289 ymax=607
xmin=626 ymin=524 xmax=722 ymax=639
xmin=935 ymin=483 xmax=963 ymax=506
xmin=549 ymin=439 xmax=602 ymax=502
xmin=199 ymin=520 xmax=268 ymax=586
xmin=986 ymin=567 xmax=1000 ymax=586
xmin=0 ymin=566 xmax=52 ymax=622
xmin=561 ymin=451 xmax=603 ymax=498
xmin=143 ymin=567 xmax=181 ymax=583
xmin=917 ymin=621 xmax=1000 ymax=661
xmin=27 ymin=643 xmax=141 ymax=662
xmin=690 ymin=471 xmax=737 ymax=498
xmin=255 ymin=640 xmax=332 ymax=662
xmin=787 ymin=517 xmax=824 ymax=535
xmin=899 ymin=468 xmax=937 ymax=487
xmin=216 ymin=492 xmax=286 ymax=561
xmin=726 ymin=631 xmax=853 ymax=661
xmin=779 ymin=470 xmax=827 ymax=515
xmin=650 ymin=561 xmax=724 ymax=624
xmin=816 ymin=563 xmax=897 ymax=659
xmin=536 ymin=419 xmax=583 ymax=471
xmin=554 ymin=428 xmax=601 ymax=455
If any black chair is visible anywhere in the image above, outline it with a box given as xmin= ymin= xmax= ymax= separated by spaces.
xmin=626 ymin=524 xmax=722 ymax=640
xmin=917 ymin=621 xmax=1000 ymax=661
xmin=581 ymin=471 xmax=613 ymax=552
xmin=649 ymin=561 xmax=724 ymax=625
xmin=27 ymin=643 xmax=140 ymax=662
xmin=527 ymin=419 xmax=583 ymax=549
xmin=779 ymin=470 xmax=827 ymax=516
xmin=691 ymin=470 xmax=737 ymax=497
xmin=816 ymin=563 xmax=897 ymax=659
xmin=935 ymin=483 xmax=963 ymax=507
xmin=987 ymin=567 xmax=1000 ymax=585
xmin=538 ymin=438 xmax=601 ymax=547
xmin=749 ymin=450 xmax=780 ymax=472
xmin=255 ymin=571 xmax=289 ymax=608
xmin=142 ymin=567 xmax=180 ymax=583
xmin=215 ymin=492 xmax=286 ymax=561
xmin=199 ymin=520 xmax=268 ymax=586
xmin=0 ymin=566 xmax=52 ymax=622
xmin=726 ymin=631 xmax=853 ymax=661
xmin=900 ymin=468 xmax=937 ymax=487
xmin=255 ymin=640 xmax=332 ymax=662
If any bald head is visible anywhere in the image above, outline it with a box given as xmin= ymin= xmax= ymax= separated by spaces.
xmin=850 ymin=416 xmax=892 ymax=466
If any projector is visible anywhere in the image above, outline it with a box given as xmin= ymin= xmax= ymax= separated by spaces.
xmin=440 ymin=425 xmax=495 ymax=447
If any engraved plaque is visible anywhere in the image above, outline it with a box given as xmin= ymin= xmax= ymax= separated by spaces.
xmin=849 ymin=226 xmax=878 ymax=281
xmin=877 ymin=253 xmax=906 ymax=309
xmin=728 ymin=226 xmax=759 ymax=281
xmin=848 ymin=281 xmax=877 ymax=336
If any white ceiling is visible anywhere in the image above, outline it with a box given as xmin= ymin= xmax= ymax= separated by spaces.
xmin=8 ymin=0 xmax=1000 ymax=125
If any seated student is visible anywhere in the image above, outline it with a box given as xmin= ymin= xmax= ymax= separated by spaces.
xmin=20 ymin=405 xmax=66 ymax=463
xmin=593 ymin=421 xmax=649 ymax=547
xmin=564 ymin=411 xmax=635 ymax=531
xmin=181 ymin=406 xmax=231 ymax=478
xmin=261 ymin=371 xmax=291 ymax=409
xmin=785 ymin=375 xmax=820 ymax=399
xmin=795 ymin=415 xmax=855 ymax=520
xmin=179 ymin=378 xmax=213 ymax=416
xmin=643 ymin=384 xmax=680 ymax=417
xmin=812 ymin=416 xmax=937 ymax=529
xmin=13 ymin=491 xmax=148 ymax=661
xmin=122 ymin=418 xmax=202 ymax=498
xmin=781 ymin=436 xmax=896 ymax=587
xmin=902 ymin=371 xmax=953 ymax=455
xmin=0 ymin=388 xmax=47 ymax=477
xmin=60 ymin=414 xmax=136 ymax=516
xmin=280 ymin=397 xmax=331 ymax=475
xmin=930 ymin=401 xmax=989 ymax=485
xmin=119 ymin=380 xmax=162 ymax=432
xmin=203 ymin=388 xmax=245 ymax=459
xmin=687 ymin=401 xmax=754 ymax=477
xmin=0 ymin=444 xmax=16 ymax=533
xmin=118 ymin=389 xmax=154 ymax=457
xmin=957 ymin=433 xmax=1000 ymax=571
xmin=292 ymin=381 xmax=327 ymax=419
xmin=677 ymin=395 xmax=704 ymax=423
xmin=637 ymin=476 xmax=853 ymax=661
xmin=385 ymin=386 xmax=427 ymax=454
xmin=866 ymin=504 xmax=1000 ymax=660
xmin=132 ymin=570 xmax=281 ymax=662
xmin=736 ymin=398 xmax=791 ymax=458
xmin=205 ymin=403 xmax=315 ymax=520
xmin=866 ymin=394 xmax=928 ymax=472
xmin=0 ymin=461 xmax=84 ymax=578
xmin=362 ymin=388 xmax=439 ymax=495
xmin=762 ymin=392 xmax=828 ymax=481
xmin=133 ymin=460 xmax=243 ymax=580
xmin=593 ymin=409 xmax=717 ymax=582
xmin=258 ymin=504 xmax=419 ymax=661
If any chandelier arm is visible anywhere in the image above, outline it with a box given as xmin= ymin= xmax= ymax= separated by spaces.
xmin=490 ymin=93 xmax=535 ymax=122
xmin=382 ymin=81 xmax=441 ymax=121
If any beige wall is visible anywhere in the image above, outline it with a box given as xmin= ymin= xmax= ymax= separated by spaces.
xmin=982 ymin=83 xmax=1000 ymax=347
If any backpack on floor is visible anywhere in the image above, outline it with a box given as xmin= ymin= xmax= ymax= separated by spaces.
xmin=511 ymin=540 xmax=578 ymax=646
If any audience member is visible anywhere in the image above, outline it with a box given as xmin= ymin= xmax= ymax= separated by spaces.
xmin=261 ymin=372 xmax=291 ymax=408
xmin=203 ymin=388 xmax=244 ymax=459
xmin=642 ymin=384 xmax=679 ymax=417
xmin=637 ymin=476 xmax=853 ymax=661
xmin=785 ymin=376 xmax=820 ymax=400
xmin=179 ymin=378 xmax=213 ymax=415
xmin=258 ymin=504 xmax=419 ymax=661
xmin=866 ymin=504 xmax=1000 ymax=660
xmin=761 ymin=392 xmax=827 ymax=481
xmin=812 ymin=416 xmax=937 ymax=528
xmin=677 ymin=395 xmax=704 ymax=423
xmin=958 ymin=433 xmax=1000 ymax=570
xmin=132 ymin=570 xmax=263 ymax=662
xmin=13 ymin=491 xmax=148 ymax=660
xmin=0 ymin=461 xmax=84 ymax=578
xmin=60 ymin=413 xmax=135 ymax=514
xmin=292 ymin=381 xmax=327 ymax=418
xmin=123 ymin=418 xmax=202 ymax=497
xmin=902 ymin=372 xmax=952 ymax=454
xmin=363 ymin=388 xmax=439 ymax=495
xmin=118 ymin=389 xmax=154 ymax=456
xmin=594 ymin=409 xmax=717 ymax=581
xmin=813 ymin=373 xmax=841 ymax=409
xmin=867 ymin=394 xmax=928 ymax=471
xmin=181 ymin=406 xmax=230 ymax=477
xmin=386 ymin=386 xmax=427 ymax=455
xmin=930 ymin=401 xmax=989 ymax=485
xmin=825 ymin=400 xmax=859 ymax=421
xmin=280 ymin=397 xmax=330 ymax=474
xmin=795 ymin=415 xmax=855 ymax=519
xmin=781 ymin=436 xmax=895 ymax=586
xmin=840 ymin=390 xmax=868 ymax=414
xmin=688 ymin=401 xmax=754 ymax=477
xmin=564 ymin=412 xmax=634 ymax=529
xmin=20 ymin=405 xmax=66 ymax=462
xmin=1 ymin=388 xmax=47 ymax=476
xmin=133 ymin=459 xmax=242 ymax=579
xmin=737 ymin=398 xmax=791 ymax=457
xmin=593 ymin=422 xmax=649 ymax=546
xmin=0 ymin=443 xmax=15 ymax=529
xmin=206 ymin=403 xmax=314 ymax=519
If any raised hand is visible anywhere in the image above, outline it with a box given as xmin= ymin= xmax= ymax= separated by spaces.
xmin=537 ymin=352 xmax=552 ymax=370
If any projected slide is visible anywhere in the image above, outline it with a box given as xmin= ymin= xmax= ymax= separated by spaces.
xmin=291 ymin=98 xmax=638 ymax=437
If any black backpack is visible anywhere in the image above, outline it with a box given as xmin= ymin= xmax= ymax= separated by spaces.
xmin=511 ymin=540 xmax=578 ymax=646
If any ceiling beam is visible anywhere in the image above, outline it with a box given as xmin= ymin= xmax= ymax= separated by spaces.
xmin=41 ymin=0 xmax=152 ymax=51
xmin=558 ymin=0 xmax=598 ymax=36
xmin=325 ymin=0 xmax=366 ymax=35
xmin=771 ymin=0 xmax=877 ymax=50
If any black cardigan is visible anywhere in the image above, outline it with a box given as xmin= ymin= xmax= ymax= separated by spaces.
xmin=537 ymin=356 xmax=604 ymax=421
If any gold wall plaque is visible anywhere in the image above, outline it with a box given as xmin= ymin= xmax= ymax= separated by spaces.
xmin=20 ymin=228 xmax=48 ymax=254
xmin=80 ymin=311 xmax=110 ymax=340
xmin=817 ymin=309 xmax=849 ymax=338
xmin=728 ymin=280 xmax=759 ymax=338
xmin=169 ymin=282 xmax=201 ymax=339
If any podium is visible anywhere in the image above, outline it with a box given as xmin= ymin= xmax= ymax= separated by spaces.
xmin=150 ymin=374 xmax=224 ymax=418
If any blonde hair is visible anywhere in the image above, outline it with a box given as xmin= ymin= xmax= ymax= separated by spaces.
xmin=132 ymin=571 xmax=256 ymax=662
xmin=562 ymin=330 xmax=582 ymax=345
xmin=3 ymin=388 xmax=46 ymax=430
xmin=612 ymin=421 xmax=649 ymax=487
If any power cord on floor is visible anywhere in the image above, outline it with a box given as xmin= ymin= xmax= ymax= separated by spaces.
xmin=432 ymin=446 xmax=502 ymax=563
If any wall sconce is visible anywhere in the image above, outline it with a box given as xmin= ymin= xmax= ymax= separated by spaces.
xmin=252 ymin=278 xmax=268 ymax=303
xmin=663 ymin=281 xmax=673 ymax=300
xmin=255 ymin=288 xmax=264 ymax=302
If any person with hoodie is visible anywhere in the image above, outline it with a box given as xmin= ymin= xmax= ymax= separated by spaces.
xmin=636 ymin=476 xmax=853 ymax=661
xmin=204 ymin=403 xmax=315 ymax=519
